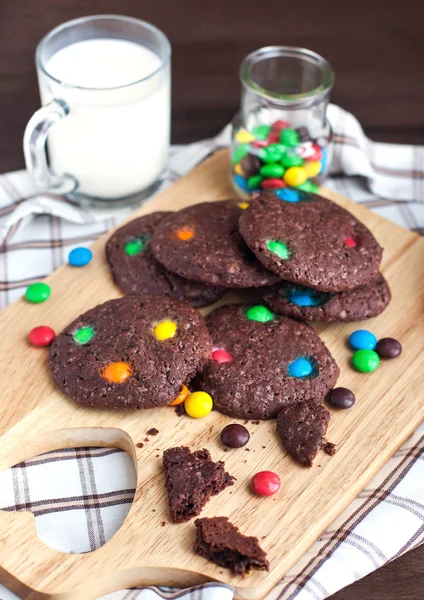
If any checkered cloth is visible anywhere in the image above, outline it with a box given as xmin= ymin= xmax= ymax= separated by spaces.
xmin=0 ymin=104 xmax=423 ymax=600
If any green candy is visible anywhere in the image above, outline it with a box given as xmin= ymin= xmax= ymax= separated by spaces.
xmin=246 ymin=305 xmax=275 ymax=323
xmin=297 ymin=180 xmax=320 ymax=193
xmin=25 ymin=282 xmax=51 ymax=304
xmin=258 ymin=145 xmax=284 ymax=163
xmin=280 ymin=128 xmax=300 ymax=147
xmin=252 ymin=124 xmax=271 ymax=140
xmin=247 ymin=174 xmax=263 ymax=189
xmin=352 ymin=349 xmax=380 ymax=373
xmin=232 ymin=143 xmax=251 ymax=164
xmin=281 ymin=152 xmax=304 ymax=168
xmin=267 ymin=240 xmax=290 ymax=259
xmin=124 ymin=237 xmax=145 ymax=256
xmin=259 ymin=163 xmax=285 ymax=178
xmin=73 ymin=326 xmax=95 ymax=345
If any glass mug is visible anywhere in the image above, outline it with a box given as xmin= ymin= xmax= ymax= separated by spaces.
xmin=230 ymin=46 xmax=334 ymax=199
xmin=24 ymin=15 xmax=171 ymax=206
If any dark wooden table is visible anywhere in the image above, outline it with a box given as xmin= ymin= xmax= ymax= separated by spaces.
xmin=0 ymin=1 xmax=423 ymax=597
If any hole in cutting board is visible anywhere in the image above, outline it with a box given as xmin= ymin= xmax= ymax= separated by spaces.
xmin=0 ymin=441 xmax=136 ymax=554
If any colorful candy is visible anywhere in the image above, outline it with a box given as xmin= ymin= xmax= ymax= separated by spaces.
xmin=73 ymin=326 xmax=95 ymax=345
xmin=260 ymin=163 xmax=285 ymax=178
xmin=28 ymin=325 xmax=55 ymax=347
xmin=176 ymin=228 xmax=194 ymax=241
xmin=266 ymin=240 xmax=290 ymax=259
xmin=237 ymin=202 xmax=250 ymax=210
xmin=288 ymin=357 xmax=314 ymax=378
xmin=251 ymin=471 xmax=281 ymax=496
xmin=245 ymin=305 xmax=275 ymax=323
xmin=231 ymin=118 xmax=328 ymax=197
xmin=288 ymin=288 xmax=329 ymax=307
xmin=352 ymin=349 xmax=380 ymax=373
xmin=376 ymin=338 xmax=402 ymax=359
xmin=184 ymin=391 xmax=213 ymax=418
xmin=220 ymin=424 xmax=250 ymax=448
xmin=211 ymin=348 xmax=232 ymax=364
xmin=25 ymin=282 xmax=51 ymax=304
xmin=103 ymin=361 xmax=132 ymax=383
xmin=327 ymin=387 xmax=355 ymax=409
xmin=68 ymin=247 xmax=92 ymax=267
xmin=124 ymin=238 xmax=145 ymax=256
xmin=284 ymin=166 xmax=307 ymax=187
xmin=154 ymin=320 xmax=177 ymax=340
xmin=276 ymin=188 xmax=301 ymax=202
xmin=349 ymin=330 xmax=377 ymax=351
xmin=169 ymin=384 xmax=190 ymax=406
xmin=344 ymin=237 xmax=357 ymax=248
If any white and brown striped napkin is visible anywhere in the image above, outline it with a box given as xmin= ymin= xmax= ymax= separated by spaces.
xmin=0 ymin=104 xmax=423 ymax=600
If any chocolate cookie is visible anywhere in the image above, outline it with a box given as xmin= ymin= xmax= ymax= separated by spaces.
xmin=49 ymin=295 xmax=210 ymax=410
xmin=150 ymin=201 xmax=279 ymax=288
xmin=260 ymin=273 xmax=391 ymax=322
xmin=197 ymin=304 xmax=339 ymax=419
xmin=194 ymin=517 xmax=269 ymax=575
xmin=163 ymin=447 xmax=234 ymax=522
xmin=106 ymin=212 xmax=225 ymax=308
xmin=276 ymin=403 xmax=331 ymax=467
xmin=239 ymin=191 xmax=382 ymax=292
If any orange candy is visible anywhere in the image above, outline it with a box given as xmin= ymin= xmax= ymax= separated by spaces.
xmin=169 ymin=384 xmax=189 ymax=406
xmin=176 ymin=228 xmax=194 ymax=241
xmin=103 ymin=361 xmax=132 ymax=384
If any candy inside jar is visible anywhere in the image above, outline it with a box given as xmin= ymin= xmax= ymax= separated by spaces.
xmin=230 ymin=46 xmax=334 ymax=199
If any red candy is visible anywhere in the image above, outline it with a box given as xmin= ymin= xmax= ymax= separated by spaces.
xmin=271 ymin=120 xmax=290 ymax=133
xmin=251 ymin=471 xmax=281 ymax=496
xmin=306 ymin=144 xmax=323 ymax=162
xmin=261 ymin=178 xmax=287 ymax=190
xmin=28 ymin=325 xmax=55 ymax=347
xmin=251 ymin=140 xmax=268 ymax=148
xmin=344 ymin=237 xmax=357 ymax=248
xmin=267 ymin=132 xmax=280 ymax=144
xmin=211 ymin=348 xmax=232 ymax=364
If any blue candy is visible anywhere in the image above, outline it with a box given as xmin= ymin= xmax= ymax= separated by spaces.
xmin=288 ymin=357 xmax=314 ymax=378
xmin=234 ymin=174 xmax=250 ymax=193
xmin=276 ymin=188 xmax=301 ymax=202
xmin=349 ymin=329 xmax=377 ymax=351
xmin=68 ymin=247 xmax=93 ymax=267
xmin=319 ymin=148 xmax=327 ymax=175
xmin=288 ymin=287 xmax=329 ymax=307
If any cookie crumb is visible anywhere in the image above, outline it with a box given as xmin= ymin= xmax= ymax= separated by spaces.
xmin=147 ymin=428 xmax=159 ymax=436
xmin=245 ymin=448 xmax=250 ymax=452
xmin=156 ymin=454 xmax=160 ymax=458
xmin=161 ymin=521 xmax=166 ymax=527
xmin=251 ymin=420 xmax=260 ymax=425
xmin=262 ymin=446 xmax=266 ymax=449
xmin=175 ymin=404 xmax=186 ymax=416
xmin=136 ymin=442 xmax=144 ymax=448
xmin=144 ymin=437 xmax=149 ymax=442
xmin=244 ymin=420 xmax=249 ymax=424
xmin=324 ymin=442 xmax=337 ymax=456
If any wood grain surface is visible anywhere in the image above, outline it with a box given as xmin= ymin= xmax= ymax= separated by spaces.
xmin=0 ymin=150 xmax=423 ymax=600
xmin=1 ymin=0 xmax=424 ymax=172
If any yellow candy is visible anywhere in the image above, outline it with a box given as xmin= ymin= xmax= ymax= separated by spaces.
xmin=304 ymin=160 xmax=321 ymax=178
xmin=234 ymin=163 xmax=244 ymax=176
xmin=154 ymin=320 xmax=177 ymax=341
xmin=235 ymin=129 xmax=255 ymax=144
xmin=237 ymin=202 xmax=249 ymax=210
xmin=184 ymin=391 xmax=213 ymax=418
xmin=283 ymin=166 xmax=307 ymax=187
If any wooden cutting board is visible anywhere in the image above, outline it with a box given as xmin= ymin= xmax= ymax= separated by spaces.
xmin=0 ymin=149 xmax=423 ymax=600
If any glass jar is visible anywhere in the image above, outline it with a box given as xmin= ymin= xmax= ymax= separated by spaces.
xmin=230 ymin=46 xmax=334 ymax=200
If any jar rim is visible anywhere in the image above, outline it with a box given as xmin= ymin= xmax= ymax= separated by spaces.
xmin=240 ymin=46 xmax=334 ymax=104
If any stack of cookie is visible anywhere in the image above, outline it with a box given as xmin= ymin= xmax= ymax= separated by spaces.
xmin=50 ymin=191 xmax=388 ymax=468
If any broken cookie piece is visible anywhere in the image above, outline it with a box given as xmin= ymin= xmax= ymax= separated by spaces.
xmin=276 ymin=402 xmax=331 ymax=467
xmin=163 ymin=447 xmax=234 ymax=523
xmin=194 ymin=516 xmax=269 ymax=576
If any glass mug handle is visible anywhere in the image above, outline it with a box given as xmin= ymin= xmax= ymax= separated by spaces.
xmin=23 ymin=99 xmax=77 ymax=194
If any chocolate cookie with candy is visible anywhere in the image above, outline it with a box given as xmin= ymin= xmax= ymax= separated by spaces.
xmin=239 ymin=190 xmax=383 ymax=293
xmin=49 ymin=295 xmax=211 ymax=410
